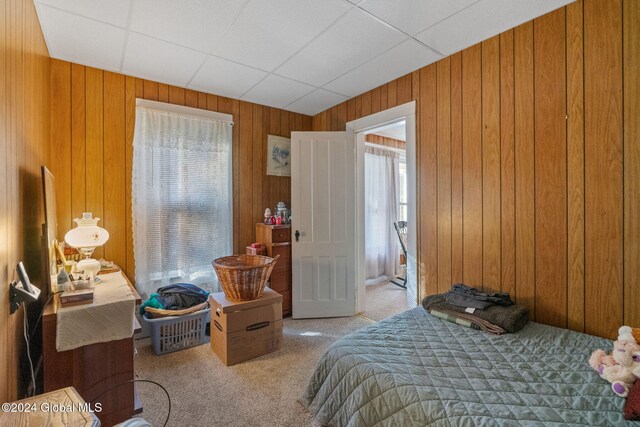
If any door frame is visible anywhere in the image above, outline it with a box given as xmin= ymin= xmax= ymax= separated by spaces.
xmin=346 ymin=101 xmax=418 ymax=314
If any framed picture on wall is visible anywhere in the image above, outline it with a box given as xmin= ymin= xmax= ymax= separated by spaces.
xmin=267 ymin=135 xmax=291 ymax=177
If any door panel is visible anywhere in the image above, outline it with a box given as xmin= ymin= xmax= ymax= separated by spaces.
xmin=291 ymin=131 xmax=356 ymax=318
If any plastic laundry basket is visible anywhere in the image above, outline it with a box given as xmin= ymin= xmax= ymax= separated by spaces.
xmin=143 ymin=308 xmax=210 ymax=355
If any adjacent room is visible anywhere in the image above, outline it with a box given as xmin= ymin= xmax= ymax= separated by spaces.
xmin=362 ymin=121 xmax=410 ymax=322
xmin=1 ymin=0 xmax=639 ymax=426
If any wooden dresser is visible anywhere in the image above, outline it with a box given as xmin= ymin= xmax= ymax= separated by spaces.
xmin=256 ymin=223 xmax=292 ymax=316
xmin=42 ymin=270 xmax=142 ymax=426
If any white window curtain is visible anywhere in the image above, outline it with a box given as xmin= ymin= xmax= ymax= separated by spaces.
xmin=132 ymin=100 xmax=233 ymax=298
xmin=364 ymin=146 xmax=400 ymax=280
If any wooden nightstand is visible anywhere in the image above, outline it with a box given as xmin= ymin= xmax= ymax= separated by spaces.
xmin=256 ymin=223 xmax=292 ymax=316
xmin=0 ymin=387 xmax=99 ymax=426
xmin=42 ymin=270 xmax=142 ymax=426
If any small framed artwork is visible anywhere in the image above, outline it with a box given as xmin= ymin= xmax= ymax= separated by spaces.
xmin=267 ymin=135 xmax=291 ymax=177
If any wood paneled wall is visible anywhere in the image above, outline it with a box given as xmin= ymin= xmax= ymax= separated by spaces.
xmin=0 ymin=0 xmax=51 ymax=402
xmin=365 ymin=133 xmax=406 ymax=150
xmin=50 ymin=61 xmax=312 ymax=281
xmin=313 ymin=0 xmax=639 ymax=339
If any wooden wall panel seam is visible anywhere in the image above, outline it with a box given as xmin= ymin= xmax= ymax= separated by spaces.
xmin=623 ymin=0 xmax=640 ymax=328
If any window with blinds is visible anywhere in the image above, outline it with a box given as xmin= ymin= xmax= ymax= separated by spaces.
xmin=132 ymin=100 xmax=233 ymax=297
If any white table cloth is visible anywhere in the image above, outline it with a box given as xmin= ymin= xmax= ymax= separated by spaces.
xmin=56 ymin=272 xmax=135 ymax=351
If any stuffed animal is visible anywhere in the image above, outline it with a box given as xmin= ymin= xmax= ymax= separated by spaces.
xmin=619 ymin=325 xmax=640 ymax=343
xmin=589 ymin=326 xmax=640 ymax=397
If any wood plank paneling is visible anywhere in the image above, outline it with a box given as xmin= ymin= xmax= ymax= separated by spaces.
xmin=419 ymin=65 xmax=438 ymax=296
xmin=418 ymin=64 xmax=438 ymax=295
xmin=481 ymin=36 xmax=501 ymax=293
xmin=365 ymin=133 xmax=405 ymax=150
xmin=514 ymin=21 xmax=536 ymax=314
xmin=566 ymin=0 xmax=585 ymax=331
xmin=1 ymin=0 xmax=50 ymax=401
xmin=387 ymin=80 xmax=398 ymax=108
xmin=124 ymin=76 xmax=136 ymax=280
xmin=103 ymin=72 xmax=126 ymax=270
xmin=584 ymin=0 xmax=623 ymax=339
xmin=361 ymin=91 xmax=372 ymax=117
xmin=397 ymin=74 xmax=412 ymax=105
xmin=49 ymin=64 xmax=312 ymax=286
xmin=371 ymin=87 xmax=381 ymax=114
xmin=500 ymin=31 xmax=516 ymax=298
xmin=380 ymin=84 xmax=388 ymax=111
xmin=143 ymin=80 xmax=158 ymax=101
xmin=623 ymin=0 xmax=640 ymax=329
xmin=311 ymin=0 xmax=636 ymax=339
xmin=239 ymin=102 xmax=253 ymax=252
xmin=186 ymin=89 xmax=198 ymax=108
xmin=51 ymin=61 xmax=71 ymax=237
xmin=461 ymin=44 xmax=483 ymax=287
xmin=436 ymin=58 xmax=451 ymax=294
xmin=450 ymin=53 xmax=463 ymax=284
xmin=85 ymin=67 xmax=104 ymax=259
xmin=158 ymin=83 xmax=168 ymax=103
xmin=252 ymin=104 xmax=264 ymax=248
xmin=71 ymin=64 xmax=86 ymax=226
xmin=337 ymin=102 xmax=347 ymax=130
xmin=534 ymin=8 xmax=567 ymax=327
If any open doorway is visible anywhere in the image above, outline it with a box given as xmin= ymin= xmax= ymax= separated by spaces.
xmin=347 ymin=101 xmax=418 ymax=321
xmin=361 ymin=121 xmax=410 ymax=321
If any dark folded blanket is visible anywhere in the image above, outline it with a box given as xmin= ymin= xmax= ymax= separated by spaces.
xmin=446 ymin=283 xmax=513 ymax=309
xmin=423 ymin=294 xmax=529 ymax=333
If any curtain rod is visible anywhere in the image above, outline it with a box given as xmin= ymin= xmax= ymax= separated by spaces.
xmin=136 ymin=98 xmax=234 ymax=126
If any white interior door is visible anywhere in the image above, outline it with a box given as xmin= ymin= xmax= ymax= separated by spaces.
xmin=291 ymin=131 xmax=355 ymax=318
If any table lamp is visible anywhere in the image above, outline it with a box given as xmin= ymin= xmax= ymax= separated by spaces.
xmin=64 ymin=212 xmax=109 ymax=276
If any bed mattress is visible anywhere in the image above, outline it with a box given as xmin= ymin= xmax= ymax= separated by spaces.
xmin=302 ymin=307 xmax=634 ymax=426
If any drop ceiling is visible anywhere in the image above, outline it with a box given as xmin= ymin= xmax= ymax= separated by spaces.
xmin=34 ymin=0 xmax=573 ymax=116
xmin=370 ymin=121 xmax=407 ymax=142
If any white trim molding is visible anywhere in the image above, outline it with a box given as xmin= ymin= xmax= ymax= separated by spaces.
xmin=347 ymin=101 xmax=418 ymax=314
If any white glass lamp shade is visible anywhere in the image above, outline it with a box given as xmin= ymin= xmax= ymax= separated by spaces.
xmin=64 ymin=213 xmax=109 ymax=258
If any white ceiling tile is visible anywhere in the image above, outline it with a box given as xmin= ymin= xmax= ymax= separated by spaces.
xmin=212 ymin=0 xmax=352 ymax=72
xmin=276 ymin=8 xmax=407 ymax=87
xmin=285 ymin=89 xmax=348 ymax=116
xmin=415 ymin=0 xmax=574 ymax=56
xmin=371 ymin=124 xmax=406 ymax=141
xmin=37 ymin=0 xmax=131 ymax=27
xmin=36 ymin=5 xmax=126 ymax=72
xmin=122 ymin=33 xmax=206 ymax=86
xmin=189 ymin=56 xmax=268 ymax=99
xmin=242 ymin=75 xmax=315 ymax=109
xmin=357 ymin=0 xmax=477 ymax=35
xmin=324 ymin=39 xmax=440 ymax=97
xmin=129 ymin=0 xmax=245 ymax=53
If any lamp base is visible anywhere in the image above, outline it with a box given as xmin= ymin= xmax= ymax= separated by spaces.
xmin=77 ymin=258 xmax=101 ymax=277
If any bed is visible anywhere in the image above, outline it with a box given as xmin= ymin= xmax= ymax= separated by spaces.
xmin=302 ymin=307 xmax=634 ymax=426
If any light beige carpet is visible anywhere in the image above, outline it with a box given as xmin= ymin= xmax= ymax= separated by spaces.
xmin=363 ymin=280 xmax=411 ymax=322
xmin=134 ymin=315 xmax=374 ymax=427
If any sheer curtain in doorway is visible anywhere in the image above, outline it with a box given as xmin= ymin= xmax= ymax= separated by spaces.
xmin=364 ymin=146 xmax=400 ymax=280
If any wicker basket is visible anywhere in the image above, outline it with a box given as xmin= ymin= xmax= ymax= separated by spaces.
xmin=212 ymin=254 xmax=280 ymax=301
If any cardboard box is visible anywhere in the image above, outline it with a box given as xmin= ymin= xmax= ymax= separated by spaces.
xmin=210 ymin=288 xmax=283 ymax=366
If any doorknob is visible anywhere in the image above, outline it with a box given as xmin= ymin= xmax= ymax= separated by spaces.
xmin=295 ymin=230 xmax=300 ymax=242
